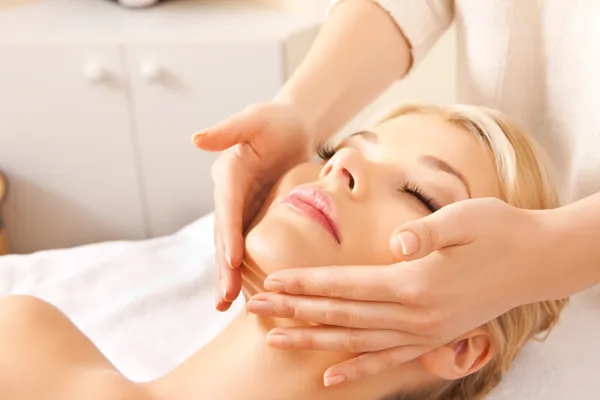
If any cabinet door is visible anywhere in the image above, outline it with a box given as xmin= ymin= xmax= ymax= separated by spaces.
xmin=126 ymin=42 xmax=283 ymax=237
xmin=0 ymin=44 xmax=146 ymax=253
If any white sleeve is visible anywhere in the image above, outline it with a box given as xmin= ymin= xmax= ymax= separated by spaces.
xmin=327 ymin=0 xmax=454 ymax=68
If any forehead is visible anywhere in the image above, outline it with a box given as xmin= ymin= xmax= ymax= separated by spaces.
xmin=368 ymin=113 xmax=502 ymax=198
xmin=372 ymin=113 xmax=476 ymax=152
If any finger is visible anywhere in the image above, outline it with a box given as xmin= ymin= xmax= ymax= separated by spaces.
xmin=216 ymin=252 xmax=242 ymax=311
xmin=214 ymin=229 xmax=225 ymax=311
xmin=214 ymin=233 xmax=242 ymax=311
xmin=265 ymin=326 xmax=419 ymax=352
xmin=389 ymin=203 xmax=472 ymax=260
xmin=264 ymin=265 xmax=399 ymax=301
xmin=192 ymin=107 xmax=267 ymax=152
xmin=222 ymin=259 xmax=242 ymax=305
xmin=247 ymin=293 xmax=419 ymax=331
xmin=323 ymin=345 xmax=431 ymax=386
xmin=212 ymin=152 xmax=250 ymax=269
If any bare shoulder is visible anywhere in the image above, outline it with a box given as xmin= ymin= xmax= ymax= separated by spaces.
xmin=0 ymin=294 xmax=77 ymax=334
xmin=0 ymin=295 xmax=157 ymax=400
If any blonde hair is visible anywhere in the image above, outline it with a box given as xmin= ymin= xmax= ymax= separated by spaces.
xmin=371 ymin=104 xmax=568 ymax=400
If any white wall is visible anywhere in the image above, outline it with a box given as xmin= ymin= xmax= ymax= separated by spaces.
xmin=0 ymin=0 xmax=321 ymax=252
xmin=337 ymin=28 xmax=456 ymax=137
xmin=254 ymin=0 xmax=457 ymax=136
xmin=256 ymin=0 xmax=332 ymax=17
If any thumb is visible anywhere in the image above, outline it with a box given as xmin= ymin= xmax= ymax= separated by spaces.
xmin=192 ymin=111 xmax=266 ymax=152
xmin=389 ymin=205 xmax=472 ymax=261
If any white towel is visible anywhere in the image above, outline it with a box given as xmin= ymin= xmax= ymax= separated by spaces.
xmin=0 ymin=214 xmax=242 ymax=381
xmin=487 ymin=286 xmax=600 ymax=399
xmin=0 ymin=214 xmax=598 ymax=399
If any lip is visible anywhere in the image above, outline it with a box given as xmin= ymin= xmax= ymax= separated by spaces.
xmin=281 ymin=187 xmax=341 ymax=243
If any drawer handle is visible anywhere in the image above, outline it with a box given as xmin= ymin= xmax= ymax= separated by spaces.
xmin=84 ymin=62 xmax=109 ymax=83
xmin=140 ymin=61 xmax=163 ymax=83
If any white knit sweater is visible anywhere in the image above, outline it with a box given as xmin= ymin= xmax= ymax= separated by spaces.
xmin=330 ymin=0 xmax=600 ymax=204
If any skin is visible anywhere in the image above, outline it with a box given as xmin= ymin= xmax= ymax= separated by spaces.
xmin=0 ymin=114 xmax=501 ymax=400
xmin=243 ymin=113 xmax=500 ymax=273
xmin=193 ymin=0 xmax=412 ymax=311
xmin=197 ymin=0 xmax=600 ymax=383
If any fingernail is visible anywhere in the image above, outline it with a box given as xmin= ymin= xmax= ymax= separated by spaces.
xmin=264 ymin=278 xmax=285 ymax=292
xmin=192 ymin=131 xmax=207 ymax=144
xmin=215 ymin=289 xmax=221 ymax=308
xmin=225 ymin=253 xmax=234 ymax=269
xmin=324 ymin=374 xmax=346 ymax=387
xmin=396 ymin=231 xmax=418 ymax=256
xmin=266 ymin=331 xmax=292 ymax=349
xmin=246 ymin=299 xmax=271 ymax=314
xmin=220 ymin=278 xmax=230 ymax=302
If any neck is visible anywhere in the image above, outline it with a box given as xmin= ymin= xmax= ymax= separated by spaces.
xmin=144 ymin=261 xmax=421 ymax=400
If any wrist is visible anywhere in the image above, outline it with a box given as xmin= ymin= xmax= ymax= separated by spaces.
xmin=530 ymin=207 xmax=584 ymax=300
xmin=272 ymin=90 xmax=323 ymax=152
xmin=506 ymin=208 xmax=566 ymax=305
xmin=550 ymin=201 xmax=600 ymax=296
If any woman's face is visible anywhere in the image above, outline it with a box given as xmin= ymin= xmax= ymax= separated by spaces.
xmin=244 ymin=113 xmax=502 ymax=272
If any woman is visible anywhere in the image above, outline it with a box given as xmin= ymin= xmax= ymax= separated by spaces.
xmin=199 ymin=0 xmax=600 ymax=382
xmin=0 ymin=105 xmax=566 ymax=400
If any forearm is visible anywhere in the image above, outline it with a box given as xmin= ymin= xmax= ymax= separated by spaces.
xmin=275 ymin=0 xmax=412 ymax=146
xmin=546 ymin=192 xmax=600 ymax=298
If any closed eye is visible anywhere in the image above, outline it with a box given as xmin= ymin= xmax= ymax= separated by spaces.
xmin=397 ymin=181 xmax=440 ymax=213
xmin=319 ymin=142 xmax=442 ymax=213
xmin=317 ymin=143 xmax=336 ymax=161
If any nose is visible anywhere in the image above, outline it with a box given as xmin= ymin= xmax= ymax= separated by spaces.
xmin=320 ymin=148 xmax=368 ymax=200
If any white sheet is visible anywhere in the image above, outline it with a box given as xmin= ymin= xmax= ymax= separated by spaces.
xmin=0 ymin=214 xmax=243 ymax=381
xmin=0 ymin=214 xmax=598 ymax=398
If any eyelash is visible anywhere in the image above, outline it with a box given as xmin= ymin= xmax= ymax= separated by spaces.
xmin=397 ymin=181 xmax=440 ymax=213
xmin=317 ymin=142 xmax=336 ymax=161
xmin=316 ymin=143 xmax=440 ymax=213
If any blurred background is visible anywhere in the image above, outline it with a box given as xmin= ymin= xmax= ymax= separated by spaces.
xmin=0 ymin=0 xmax=455 ymax=254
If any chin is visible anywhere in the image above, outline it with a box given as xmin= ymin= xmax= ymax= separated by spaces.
xmin=244 ymin=206 xmax=335 ymax=275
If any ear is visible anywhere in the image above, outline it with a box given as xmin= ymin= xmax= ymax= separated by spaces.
xmin=418 ymin=327 xmax=497 ymax=380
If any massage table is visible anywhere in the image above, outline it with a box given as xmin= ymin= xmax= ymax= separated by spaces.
xmin=0 ymin=214 xmax=598 ymax=399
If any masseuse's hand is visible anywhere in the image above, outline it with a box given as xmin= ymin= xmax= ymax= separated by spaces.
xmin=194 ymin=101 xmax=313 ymax=311
xmin=247 ymin=198 xmax=561 ymax=385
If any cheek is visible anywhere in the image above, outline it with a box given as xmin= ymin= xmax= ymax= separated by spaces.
xmin=342 ymin=200 xmax=425 ymax=266
xmin=243 ymin=162 xmax=326 ymax=272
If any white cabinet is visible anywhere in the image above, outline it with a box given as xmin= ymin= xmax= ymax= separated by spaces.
xmin=0 ymin=44 xmax=147 ymax=252
xmin=0 ymin=0 xmax=318 ymax=253
xmin=126 ymin=42 xmax=283 ymax=237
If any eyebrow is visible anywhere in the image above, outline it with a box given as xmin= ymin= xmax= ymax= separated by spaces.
xmin=418 ymin=155 xmax=471 ymax=197
xmin=349 ymin=130 xmax=378 ymax=143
